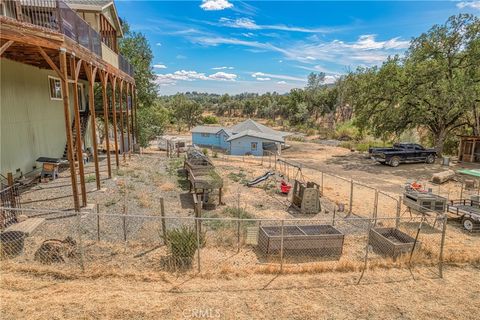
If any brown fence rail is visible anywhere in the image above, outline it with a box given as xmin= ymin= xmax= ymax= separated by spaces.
xmin=1 ymin=0 xmax=133 ymax=76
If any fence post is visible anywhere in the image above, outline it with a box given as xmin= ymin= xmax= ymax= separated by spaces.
xmin=396 ymin=195 xmax=402 ymax=228
xmin=373 ymin=190 xmax=379 ymax=223
xmin=357 ymin=220 xmax=372 ymax=284
xmin=160 ymin=198 xmax=167 ymax=244
xmin=349 ymin=178 xmax=354 ymax=214
xmin=274 ymin=154 xmax=277 ymax=171
xmin=76 ymin=212 xmax=85 ymax=272
xmin=460 ymin=181 xmax=464 ymax=200
xmin=439 ymin=215 xmax=448 ymax=278
xmin=280 ymin=219 xmax=285 ymax=273
xmin=321 ymin=171 xmax=324 ymax=196
xmin=96 ymin=203 xmax=100 ymax=241
xmin=196 ymin=217 xmax=201 ymax=273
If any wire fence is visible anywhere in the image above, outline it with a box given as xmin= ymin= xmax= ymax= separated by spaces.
xmin=0 ymin=206 xmax=447 ymax=282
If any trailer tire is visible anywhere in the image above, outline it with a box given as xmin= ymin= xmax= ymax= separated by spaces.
xmin=389 ymin=157 xmax=400 ymax=167
xmin=462 ymin=217 xmax=475 ymax=232
xmin=426 ymin=155 xmax=435 ymax=164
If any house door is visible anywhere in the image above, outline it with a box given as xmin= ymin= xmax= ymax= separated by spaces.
xmin=463 ymin=141 xmax=474 ymax=162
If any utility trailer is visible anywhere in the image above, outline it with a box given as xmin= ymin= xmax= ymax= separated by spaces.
xmin=446 ymin=197 xmax=480 ymax=232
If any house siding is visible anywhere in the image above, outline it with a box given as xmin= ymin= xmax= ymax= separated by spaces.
xmin=0 ymin=59 xmax=90 ymax=176
xmin=229 ymin=136 xmax=272 ymax=156
xmin=192 ymin=132 xmax=223 ymax=149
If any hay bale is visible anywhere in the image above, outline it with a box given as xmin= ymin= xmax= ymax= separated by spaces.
xmin=431 ymin=170 xmax=455 ymax=184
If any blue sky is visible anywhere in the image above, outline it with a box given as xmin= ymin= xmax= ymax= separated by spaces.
xmin=116 ymin=1 xmax=480 ymax=95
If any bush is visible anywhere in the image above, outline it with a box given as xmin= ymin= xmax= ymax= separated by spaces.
xmin=335 ymin=121 xmax=360 ymax=140
xmin=202 ymin=115 xmax=219 ymax=124
xmin=164 ymin=226 xmax=205 ymax=269
xmin=202 ymin=148 xmax=209 ymax=156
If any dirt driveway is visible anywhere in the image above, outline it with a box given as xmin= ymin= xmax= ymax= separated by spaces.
xmin=282 ymin=141 xmax=475 ymax=195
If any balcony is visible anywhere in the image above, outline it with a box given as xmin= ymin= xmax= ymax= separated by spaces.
xmin=0 ymin=0 xmax=133 ymax=77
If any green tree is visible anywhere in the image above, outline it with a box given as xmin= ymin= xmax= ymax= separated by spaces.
xmin=171 ymin=94 xmax=202 ymax=130
xmin=137 ymin=102 xmax=170 ymax=147
xmin=350 ymin=14 xmax=480 ymax=154
xmin=118 ymin=21 xmax=157 ymax=110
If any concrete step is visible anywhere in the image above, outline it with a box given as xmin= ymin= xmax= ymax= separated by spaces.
xmin=5 ymin=218 xmax=45 ymax=235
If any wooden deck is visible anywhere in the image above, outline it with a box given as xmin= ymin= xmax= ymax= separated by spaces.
xmin=5 ymin=218 xmax=45 ymax=235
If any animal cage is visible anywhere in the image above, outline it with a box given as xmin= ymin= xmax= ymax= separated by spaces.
xmin=403 ymin=190 xmax=447 ymax=214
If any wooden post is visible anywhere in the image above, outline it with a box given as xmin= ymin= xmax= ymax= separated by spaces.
xmin=219 ymin=187 xmax=222 ymax=205
xmin=110 ymin=75 xmax=120 ymax=168
xmin=70 ymin=56 xmax=87 ymax=207
xmin=99 ymin=71 xmax=111 ymax=178
xmin=119 ymin=80 xmax=126 ymax=161
xmin=133 ymin=85 xmax=138 ymax=145
xmin=84 ymin=62 xmax=101 ymax=190
xmin=396 ymin=195 xmax=402 ymax=228
xmin=7 ymin=172 xmax=16 ymax=208
xmin=125 ymin=83 xmax=131 ymax=159
xmin=59 ymin=50 xmax=80 ymax=211
xmin=160 ymin=198 xmax=167 ymax=243
xmin=439 ymin=215 xmax=447 ymax=278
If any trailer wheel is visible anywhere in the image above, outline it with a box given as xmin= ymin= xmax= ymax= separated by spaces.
xmin=389 ymin=157 xmax=400 ymax=167
xmin=426 ymin=155 xmax=435 ymax=164
xmin=462 ymin=217 xmax=475 ymax=232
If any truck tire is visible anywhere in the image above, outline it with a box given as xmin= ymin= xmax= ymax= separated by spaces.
xmin=426 ymin=155 xmax=435 ymax=164
xmin=462 ymin=217 xmax=476 ymax=232
xmin=389 ymin=157 xmax=400 ymax=167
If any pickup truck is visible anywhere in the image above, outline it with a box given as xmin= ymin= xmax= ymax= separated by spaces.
xmin=368 ymin=143 xmax=437 ymax=167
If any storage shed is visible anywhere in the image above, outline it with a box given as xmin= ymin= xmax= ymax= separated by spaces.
xmin=458 ymin=136 xmax=480 ymax=163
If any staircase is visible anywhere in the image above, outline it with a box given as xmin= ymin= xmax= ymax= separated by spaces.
xmin=62 ymin=111 xmax=90 ymax=160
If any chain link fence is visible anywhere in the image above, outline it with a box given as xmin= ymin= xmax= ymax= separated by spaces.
xmin=1 ymin=206 xmax=448 ymax=282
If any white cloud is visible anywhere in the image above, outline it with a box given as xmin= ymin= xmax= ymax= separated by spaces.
xmin=200 ymin=0 xmax=233 ymax=11
xmin=282 ymin=34 xmax=410 ymax=66
xmin=217 ymin=17 xmax=337 ymax=33
xmin=212 ymin=66 xmax=234 ymax=70
xmin=277 ymin=81 xmax=287 ymax=84
xmin=252 ymin=72 xmax=305 ymax=82
xmin=154 ymin=64 xmax=167 ymax=69
xmin=209 ymin=72 xmax=237 ymax=81
xmin=256 ymin=77 xmax=271 ymax=81
xmin=156 ymin=70 xmax=237 ymax=86
xmin=457 ymin=1 xmax=480 ymax=10
xmin=156 ymin=42 xmax=162 ymax=46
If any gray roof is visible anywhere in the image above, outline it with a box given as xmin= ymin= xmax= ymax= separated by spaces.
xmin=226 ymin=130 xmax=285 ymax=143
xmin=191 ymin=126 xmax=224 ymax=134
xmin=230 ymin=119 xmax=289 ymax=137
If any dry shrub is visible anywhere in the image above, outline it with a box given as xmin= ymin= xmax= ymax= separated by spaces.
xmin=158 ymin=182 xmax=175 ymax=191
xmin=137 ymin=193 xmax=152 ymax=208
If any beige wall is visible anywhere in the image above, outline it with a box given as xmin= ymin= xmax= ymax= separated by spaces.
xmin=101 ymin=43 xmax=119 ymax=68
xmin=0 ymin=59 xmax=91 ymax=176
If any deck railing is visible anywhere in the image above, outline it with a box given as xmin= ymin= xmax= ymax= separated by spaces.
xmin=1 ymin=0 xmax=133 ymax=76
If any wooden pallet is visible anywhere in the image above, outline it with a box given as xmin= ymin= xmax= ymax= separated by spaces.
xmin=4 ymin=218 xmax=45 ymax=235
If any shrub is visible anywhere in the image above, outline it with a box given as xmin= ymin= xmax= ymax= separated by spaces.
xmin=213 ymin=151 xmax=218 ymax=158
xmin=202 ymin=115 xmax=219 ymax=124
xmin=164 ymin=226 xmax=205 ymax=269
xmin=202 ymin=148 xmax=209 ymax=156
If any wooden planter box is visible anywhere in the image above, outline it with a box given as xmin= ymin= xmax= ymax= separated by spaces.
xmin=258 ymin=225 xmax=344 ymax=257
xmin=369 ymin=228 xmax=418 ymax=259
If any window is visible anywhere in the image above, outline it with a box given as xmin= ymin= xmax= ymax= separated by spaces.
xmin=48 ymin=76 xmax=62 ymax=100
xmin=201 ymin=133 xmax=210 ymax=137
xmin=251 ymin=142 xmax=258 ymax=151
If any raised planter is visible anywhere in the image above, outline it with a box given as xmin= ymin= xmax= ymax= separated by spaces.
xmin=258 ymin=224 xmax=344 ymax=257
xmin=368 ymin=228 xmax=418 ymax=259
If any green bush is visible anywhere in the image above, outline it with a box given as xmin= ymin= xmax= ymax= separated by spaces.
xmin=164 ymin=226 xmax=205 ymax=269
xmin=202 ymin=148 xmax=209 ymax=156
xmin=335 ymin=121 xmax=360 ymax=140
xmin=202 ymin=115 xmax=219 ymax=124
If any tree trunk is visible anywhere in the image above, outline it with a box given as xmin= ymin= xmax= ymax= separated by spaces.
xmin=434 ymin=129 xmax=447 ymax=156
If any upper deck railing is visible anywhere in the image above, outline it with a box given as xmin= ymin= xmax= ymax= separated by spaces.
xmin=1 ymin=0 xmax=133 ymax=77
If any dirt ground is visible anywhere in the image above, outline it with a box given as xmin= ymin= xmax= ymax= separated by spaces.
xmin=3 ymin=139 xmax=480 ymax=319
xmin=1 ymin=266 xmax=480 ymax=320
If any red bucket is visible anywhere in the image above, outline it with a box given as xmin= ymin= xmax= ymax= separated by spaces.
xmin=280 ymin=181 xmax=291 ymax=194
